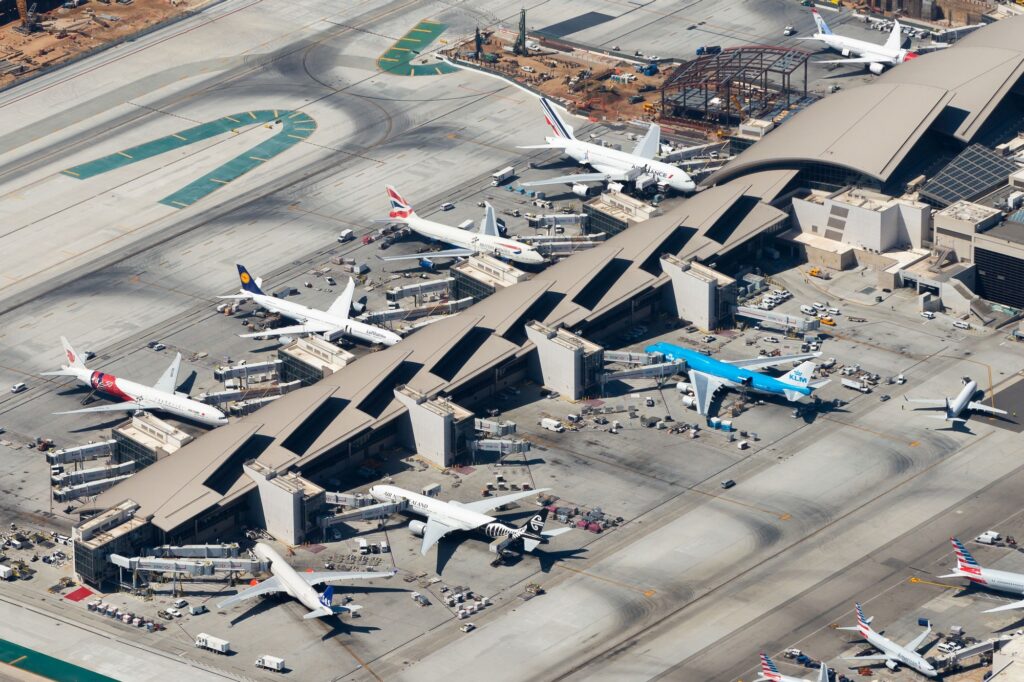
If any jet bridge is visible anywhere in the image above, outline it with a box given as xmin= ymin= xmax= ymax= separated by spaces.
xmin=471 ymin=438 xmax=531 ymax=461
xmin=109 ymin=554 xmax=268 ymax=577
xmin=320 ymin=500 xmax=409 ymax=528
xmin=601 ymin=359 xmax=687 ymax=384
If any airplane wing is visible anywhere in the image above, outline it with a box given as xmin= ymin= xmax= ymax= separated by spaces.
xmin=456 ymin=488 xmax=550 ymax=515
xmin=817 ymin=56 xmax=895 ymax=65
xmin=55 ymin=401 xmax=156 ymax=417
xmin=967 ymin=401 xmax=1007 ymax=416
xmin=378 ymin=248 xmax=476 ymax=262
xmin=632 ymin=123 xmax=661 ymax=159
xmin=903 ymin=624 xmax=932 ymax=653
xmin=903 ymin=397 xmax=947 ymax=406
xmin=420 ymin=516 xmax=458 ymax=555
xmin=519 ymin=172 xmax=613 ymax=187
xmin=152 ymin=352 xmax=182 ymax=394
xmin=840 ymin=655 xmax=890 ymax=662
xmin=326 ymin=278 xmax=355 ymax=319
xmin=724 ymin=352 xmax=820 ymax=371
xmin=688 ymin=370 xmax=722 ymax=416
xmin=301 ymin=569 xmax=393 ymax=586
xmin=816 ymin=662 xmax=829 ymax=682
xmin=983 ymin=598 xmax=1024 ymax=614
xmin=217 ymin=576 xmax=284 ymax=610
xmin=239 ymin=322 xmax=333 ymax=339
xmin=479 ymin=203 xmax=499 ymax=237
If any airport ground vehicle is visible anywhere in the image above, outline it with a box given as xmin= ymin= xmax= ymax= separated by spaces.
xmin=540 ymin=418 xmax=564 ymax=433
xmin=195 ymin=633 xmax=230 ymax=654
xmin=256 ymin=655 xmax=285 ymax=672
xmin=491 ymin=166 xmax=515 ymax=186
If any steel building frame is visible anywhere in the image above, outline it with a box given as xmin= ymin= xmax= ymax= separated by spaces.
xmin=661 ymin=46 xmax=810 ymax=126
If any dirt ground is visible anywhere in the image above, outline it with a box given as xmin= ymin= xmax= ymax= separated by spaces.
xmin=446 ymin=31 xmax=671 ymax=124
xmin=0 ymin=0 xmax=211 ymax=88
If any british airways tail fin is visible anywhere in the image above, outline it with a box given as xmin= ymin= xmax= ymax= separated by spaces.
xmin=385 ymin=185 xmax=415 ymax=220
xmin=811 ymin=9 xmax=832 ymax=35
xmin=540 ymin=98 xmax=575 ymax=141
xmin=236 ymin=264 xmax=265 ymax=296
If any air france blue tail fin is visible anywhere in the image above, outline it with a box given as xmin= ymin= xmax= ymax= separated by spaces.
xmin=236 ymin=264 xmax=265 ymax=296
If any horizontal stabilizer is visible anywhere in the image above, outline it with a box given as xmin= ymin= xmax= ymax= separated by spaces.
xmin=783 ymin=389 xmax=804 ymax=402
xmin=817 ymin=57 xmax=892 ymax=65
xmin=516 ymin=144 xmax=557 ymax=150
xmin=519 ymin=172 xmax=613 ymax=187
xmin=542 ymin=528 xmax=572 ymax=539
xmin=983 ymin=598 xmax=1024 ymax=614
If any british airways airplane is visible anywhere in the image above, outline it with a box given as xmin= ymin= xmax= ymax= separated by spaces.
xmin=645 ymin=342 xmax=828 ymax=416
xmin=377 ymin=187 xmax=544 ymax=267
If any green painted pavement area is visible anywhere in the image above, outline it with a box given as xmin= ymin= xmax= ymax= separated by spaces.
xmin=377 ymin=20 xmax=459 ymax=76
xmin=0 ymin=637 xmax=116 ymax=681
xmin=62 ymin=109 xmax=317 ymax=208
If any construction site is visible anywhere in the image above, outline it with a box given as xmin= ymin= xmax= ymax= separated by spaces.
xmin=0 ymin=0 xmax=205 ymax=87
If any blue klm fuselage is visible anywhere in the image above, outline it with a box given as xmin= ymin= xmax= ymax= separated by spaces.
xmin=645 ymin=342 xmax=813 ymax=399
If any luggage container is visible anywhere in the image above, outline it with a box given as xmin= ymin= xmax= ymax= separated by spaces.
xmin=256 ymin=655 xmax=285 ymax=672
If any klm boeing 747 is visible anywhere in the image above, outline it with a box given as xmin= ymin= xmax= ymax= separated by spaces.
xmin=645 ymin=342 xmax=828 ymax=416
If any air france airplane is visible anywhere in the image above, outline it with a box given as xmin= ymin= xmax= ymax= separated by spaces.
xmin=801 ymin=9 xmax=918 ymax=74
xmin=42 ymin=337 xmax=227 ymax=427
xmin=838 ymin=603 xmax=936 ymax=677
xmin=369 ymin=484 xmax=570 ymax=556
xmin=645 ymin=342 xmax=827 ymax=416
xmin=217 ymin=543 xmax=394 ymax=620
xmin=755 ymin=653 xmax=828 ymax=682
xmin=378 ymin=187 xmax=544 ymax=266
xmin=518 ymin=98 xmax=696 ymax=193
xmin=223 ymin=265 xmax=402 ymax=346
xmin=940 ymin=537 xmax=1024 ymax=613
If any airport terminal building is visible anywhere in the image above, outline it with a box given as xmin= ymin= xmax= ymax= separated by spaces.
xmin=73 ymin=16 xmax=1024 ymax=588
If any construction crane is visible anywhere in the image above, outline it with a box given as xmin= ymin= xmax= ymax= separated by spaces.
xmin=513 ymin=8 xmax=527 ymax=55
xmin=15 ymin=1 xmax=43 ymax=34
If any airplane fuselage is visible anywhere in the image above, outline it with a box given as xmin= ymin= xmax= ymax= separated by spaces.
xmin=809 ymin=32 xmax=911 ymax=66
xmin=862 ymin=629 xmax=936 ymax=677
xmin=251 ymin=293 xmax=401 ymax=346
xmin=647 ymin=342 xmax=813 ymax=400
xmin=404 ymin=215 xmax=544 ymax=265
xmin=952 ymin=565 xmax=1024 ymax=595
xmin=370 ymin=484 xmax=495 ymax=529
xmin=555 ymin=138 xmax=697 ymax=193
xmin=62 ymin=366 xmax=227 ymax=426
xmin=254 ymin=543 xmax=328 ymax=615
xmin=948 ymin=380 xmax=978 ymax=419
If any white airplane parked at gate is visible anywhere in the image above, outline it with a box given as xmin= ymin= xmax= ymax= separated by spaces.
xmin=940 ymin=537 xmax=1024 ymax=613
xmin=517 ymin=98 xmax=696 ymax=193
xmin=42 ymin=337 xmax=227 ymax=427
xmin=801 ymin=9 xmax=919 ymax=74
xmin=904 ymin=376 xmax=1006 ymax=424
xmin=217 ymin=542 xmax=394 ymax=620
xmin=838 ymin=602 xmax=937 ymax=677
xmin=369 ymin=484 xmax=570 ymax=555
xmin=222 ymin=265 xmax=402 ymax=346
xmin=755 ymin=653 xmax=828 ymax=682
xmin=377 ymin=187 xmax=544 ymax=266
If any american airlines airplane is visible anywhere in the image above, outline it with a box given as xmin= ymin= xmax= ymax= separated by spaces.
xmin=223 ymin=265 xmax=402 ymax=346
xmin=904 ymin=376 xmax=1007 ymax=424
xmin=940 ymin=537 xmax=1024 ymax=613
xmin=518 ymin=98 xmax=696 ymax=193
xmin=369 ymin=484 xmax=570 ymax=555
xmin=645 ymin=342 xmax=827 ymax=416
xmin=378 ymin=187 xmax=544 ymax=266
xmin=802 ymin=10 xmax=917 ymax=74
xmin=755 ymin=653 xmax=828 ymax=682
xmin=838 ymin=602 xmax=937 ymax=677
xmin=217 ymin=543 xmax=394 ymax=620
xmin=42 ymin=337 xmax=227 ymax=427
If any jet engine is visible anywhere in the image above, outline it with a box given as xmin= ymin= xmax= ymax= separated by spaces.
xmin=869 ymin=62 xmax=885 ymax=75
xmin=841 ymin=48 xmax=851 ymax=57
xmin=408 ymin=520 xmax=427 ymax=537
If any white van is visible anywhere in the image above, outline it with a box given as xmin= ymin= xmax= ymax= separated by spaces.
xmin=953 ymin=320 xmax=970 ymax=330
xmin=9 ymin=383 xmax=25 ymax=394
xmin=799 ymin=305 xmax=816 ymax=315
